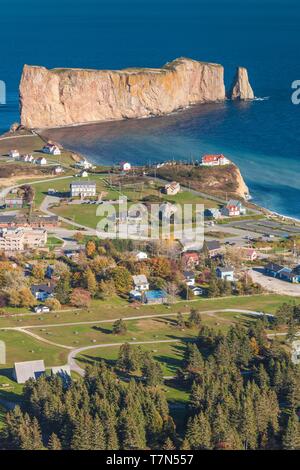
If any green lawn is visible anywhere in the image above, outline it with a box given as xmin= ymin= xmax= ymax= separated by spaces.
xmin=0 ymin=330 xmax=68 ymax=370
xmin=46 ymin=236 xmax=64 ymax=249
xmin=77 ymin=338 xmax=194 ymax=376
xmin=0 ymin=294 xmax=296 ymax=329
xmin=27 ymin=317 xmax=199 ymax=349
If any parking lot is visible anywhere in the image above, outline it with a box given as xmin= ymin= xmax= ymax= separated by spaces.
xmin=249 ymin=268 xmax=300 ymax=297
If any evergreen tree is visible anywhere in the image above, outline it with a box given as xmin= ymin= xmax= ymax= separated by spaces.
xmin=185 ymin=412 xmax=212 ymax=449
xmin=48 ymin=433 xmax=62 ymax=450
xmin=282 ymin=412 xmax=300 ymax=450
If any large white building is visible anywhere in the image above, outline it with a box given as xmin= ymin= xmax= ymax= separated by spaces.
xmin=0 ymin=228 xmax=47 ymax=252
xmin=70 ymin=181 xmax=97 ymax=197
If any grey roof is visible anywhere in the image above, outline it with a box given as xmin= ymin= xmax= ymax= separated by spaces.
xmin=216 ymin=265 xmax=234 ymax=273
xmin=265 ymin=262 xmax=284 ymax=273
xmin=133 ymin=274 xmax=148 ymax=286
xmin=184 ymin=271 xmax=195 ymax=279
xmin=31 ymin=284 xmax=55 ymax=295
xmin=226 ymin=199 xmax=243 ymax=206
xmin=205 ymin=240 xmax=221 ymax=251
xmin=70 ymin=181 xmax=96 ymax=187
xmin=0 ymin=215 xmax=15 ymax=223
xmin=13 ymin=360 xmax=45 ymax=384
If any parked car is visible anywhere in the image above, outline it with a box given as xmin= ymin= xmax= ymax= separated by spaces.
xmin=192 ymin=287 xmax=203 ymax=296
xmin=33 ymin=305 xmax=50 ymax=313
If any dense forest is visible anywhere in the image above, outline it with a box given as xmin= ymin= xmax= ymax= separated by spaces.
xmin=1 ymin=319 xmax=300 ymax=450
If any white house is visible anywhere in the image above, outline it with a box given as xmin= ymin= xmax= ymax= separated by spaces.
xmin=132 ymin=274 xmax=149 ymax=291
xmin=201 ymin=154 xmax=230 ymax=166
xmin=120 ymin=161 xmax=131 ymax=171
xmin=291 ymin=340 xmax=300 ymax=364
xmin=54 ymin=166 xmax=64 ymax=174
xmin=135 ymin=251 xmax=148 ymax=261
xmin=21 ymin=154 xmax=34 ymax=163
xmin=9 ymin=149 xmax=20 ymax=159
xmin=221 ymin=200 xmax=246 ymax=217
xmin=184 ymin=271 xmax=196 ymax=286
xmin=36 ymin=157 xmax=47 ymax=166
xmin=79 ymin=170 xmax=89 ymax=178
xmin=216 ymin=266 xmax=234 ymax=281
xmin=42 ymin=143 xmax=61 ymax=155
xmin=163 ymin=181 xmax=180 ymax=196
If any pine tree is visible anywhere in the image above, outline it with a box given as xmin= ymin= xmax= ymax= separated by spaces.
xmin=185 ymin=412 xmax=212 ymax=450
xmin=282 ymin=412 xmax=300 ymax=450
xmin=91 ymin=415 xmax=106 ymax=450
xmin=163 ymin=437 xmax=175 ymax=450
xmin=48 ymin=433 xmax=62 ymax=450
xmin=71 ymin=412 xmax=93 ymax=450
xmin=239 ymin=395 xmax=257 ymax=450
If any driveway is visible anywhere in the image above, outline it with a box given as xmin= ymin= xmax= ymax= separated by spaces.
xmin=249 ymin=268 xmax=300 ymax=297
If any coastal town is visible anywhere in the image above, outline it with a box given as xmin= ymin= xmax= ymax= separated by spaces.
xmin=0 ymin=125 xmax=299 ymax=450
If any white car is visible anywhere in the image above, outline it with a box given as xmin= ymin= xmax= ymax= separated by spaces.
xmin=192 ymin=287 xmax=203 ymax=296
xmin=34 ymin=305 xmax=50 ymax=313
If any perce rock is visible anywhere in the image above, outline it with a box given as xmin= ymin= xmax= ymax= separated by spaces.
xmin=19 ymin=58 xmax=253 ymax=129
xmin=230 ymin=67 xmax=254 ymax=101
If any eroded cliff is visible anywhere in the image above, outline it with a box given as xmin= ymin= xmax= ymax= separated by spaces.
xmin=153 ymin=163 xmax=249 ymax=200
xmin=20 ymin=58 xmax=227 ymax=128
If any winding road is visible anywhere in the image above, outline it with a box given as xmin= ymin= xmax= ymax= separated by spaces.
xmin=1 ymin=308 xmax=273 ymax=377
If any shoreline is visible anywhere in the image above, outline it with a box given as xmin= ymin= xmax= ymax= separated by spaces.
xmin=1 ymin=125 xmax=300 ymax=227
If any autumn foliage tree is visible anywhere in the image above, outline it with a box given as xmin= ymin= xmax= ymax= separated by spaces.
xmin=70 ymin=288 xmax=91 ymax=308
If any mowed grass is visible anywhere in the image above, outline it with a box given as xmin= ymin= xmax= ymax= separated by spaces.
xmin=0 ymin=294 xmax=296 ymax=329
xmin=0 ymin=330 xmax=68 ymax=369
xmin=77 ymin=340 xmax=189 ymax=376
xmin=53 ymin=204 xmax=102 ymax=228
xmin=26 ymin=317 xmax=201 ymax=348
xmin=52 ymin=187 xmax=219 ymax=229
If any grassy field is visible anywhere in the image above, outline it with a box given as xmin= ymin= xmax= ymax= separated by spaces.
xmin=46 ymin=236 xmax=64 ymax=250
xmin=0 ymin=134 xmax=77 ymax=168
xmin=77 ymin=340 xmax=187 ymax=376
xmin=0 ymin=330 xmax=68 ymax=370
xmin=0 ymin=294 xmax=296 ymax=329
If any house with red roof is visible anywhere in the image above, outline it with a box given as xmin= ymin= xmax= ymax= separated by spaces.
xmin=182 ymin=251 xmax=200 ymax=269
xmin=201 ymin=154 xmax=230 ymax=166
xmin=241 ymin=248 xmax=258 ymax=262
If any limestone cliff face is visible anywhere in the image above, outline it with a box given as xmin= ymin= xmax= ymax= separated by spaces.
xmin=230 ymin=67 xmax=254 ymax=100
xmin=234 ymin=165 xmax=249 ymax=199
xmin=20 ymin=58 xmax=226 ymax=128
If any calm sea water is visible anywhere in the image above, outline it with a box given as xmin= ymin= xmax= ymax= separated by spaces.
xmin=0 ymin=0 xmax=299 ymax=217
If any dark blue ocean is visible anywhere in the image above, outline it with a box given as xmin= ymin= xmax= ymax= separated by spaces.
xmin=0 ymin=0 xmax=300 ymax=217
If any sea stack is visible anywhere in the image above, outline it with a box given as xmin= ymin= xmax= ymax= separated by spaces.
xmin=230 ymin=67 xmax=254 ymax=100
